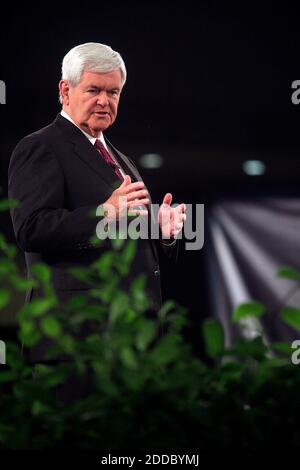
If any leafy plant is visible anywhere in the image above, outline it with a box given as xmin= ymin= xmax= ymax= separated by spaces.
xmin=1 ymin=199 xmax=300 ymax=450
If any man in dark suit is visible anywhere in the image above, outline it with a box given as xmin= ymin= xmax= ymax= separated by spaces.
xmin=8 ymin=42 xmax=186 ymax=364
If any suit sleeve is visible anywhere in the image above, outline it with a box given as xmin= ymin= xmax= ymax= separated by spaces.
xmin=8 ymin=134 xmax=100 ymax=253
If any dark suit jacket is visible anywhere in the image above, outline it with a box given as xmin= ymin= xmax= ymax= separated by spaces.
xmin=8 ymin=114 xmax=169 ymax=361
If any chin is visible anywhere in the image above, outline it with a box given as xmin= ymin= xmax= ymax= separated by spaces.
xmin=93 ymin=119 xmax=111 ymax=131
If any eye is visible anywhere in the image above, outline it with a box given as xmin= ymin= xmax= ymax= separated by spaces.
xmin=87 ymin=88 xmax=98 ymax=94
xmin=109 ymin=90 xmax=120 ymax=97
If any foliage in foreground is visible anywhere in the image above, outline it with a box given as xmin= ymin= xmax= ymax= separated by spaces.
xmin=1 ymin=200 xmax=300 ymax=449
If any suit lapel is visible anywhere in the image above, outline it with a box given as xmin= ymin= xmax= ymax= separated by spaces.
xmin=105 ymin=138 xmax=141 ymax=183
xmin=54 ymin=114 xmax=120 ymax=190
xmin=74 ymin=138 xmax=120 ymax=189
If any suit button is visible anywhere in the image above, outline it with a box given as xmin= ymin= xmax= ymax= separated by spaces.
xmin=154 ymin=270 xmax=160 ymax=277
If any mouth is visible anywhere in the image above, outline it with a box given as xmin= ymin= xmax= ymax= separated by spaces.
xmin=94 ymin=111 xmax=109 ymax=118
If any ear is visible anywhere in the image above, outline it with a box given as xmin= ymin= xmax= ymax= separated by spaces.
xmin=59 ymin=80 xmax=70 ymax=105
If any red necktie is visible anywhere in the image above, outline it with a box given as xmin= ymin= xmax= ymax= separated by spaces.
xmin=94 ymin=139 xmax=123 ymax=180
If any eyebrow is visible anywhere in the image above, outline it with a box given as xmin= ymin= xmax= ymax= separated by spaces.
xmin=85 ymin=85 xmax=121 ymax=91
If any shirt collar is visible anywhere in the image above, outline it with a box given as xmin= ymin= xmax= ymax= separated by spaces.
xmin=60 ymin=109 xmax=108 ymax=149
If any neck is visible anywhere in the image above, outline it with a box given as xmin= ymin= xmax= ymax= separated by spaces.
xmin=62 ymin=108 xmax=102 ymax=138
xmin=81 ymin=123 xmax=101 ymax=139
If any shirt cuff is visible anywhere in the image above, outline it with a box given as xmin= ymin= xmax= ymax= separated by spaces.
xmin=160 ymin=238 xmax=177 ymax=246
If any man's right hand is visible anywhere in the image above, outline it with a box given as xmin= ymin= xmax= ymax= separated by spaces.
xmin=103 ymin=175 xmax=150 ymax=221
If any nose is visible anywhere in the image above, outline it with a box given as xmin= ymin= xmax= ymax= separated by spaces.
xmin=97 ymin=91 xmax=109 ymax=107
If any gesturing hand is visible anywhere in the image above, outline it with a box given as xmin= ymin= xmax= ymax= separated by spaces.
xmin=158 ymin=193 xmax=186 ymax=240
xmin=103 ymin=175 xmax=150 ymax=221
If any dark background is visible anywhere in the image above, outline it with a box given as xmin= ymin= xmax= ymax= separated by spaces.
xmin=1 ymin=1 xmax=300 ymax=353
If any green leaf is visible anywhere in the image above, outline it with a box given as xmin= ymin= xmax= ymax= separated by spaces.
xmin=34 ymin=364 xmax=70 ymax=387
xmin=58 ymin=335 xmax=76 ymax=354
xmin=135 ymin=320 xmax=156 ymax=351
xmin=31 ymin=400 xmax=52 ymax=416
xmin=280 ymin=306 xmax=300 ymax=331
xmin=111 ymin=236 xmax=125 ymax=250
xmin=219 ymin=361 xmax=246 ymax=382
xmin=89 ymin=234 xmax=103 ymax=247
xmin=130 ymin=274 xmax=146 ymax=295
xmin=232 ymin=301 xmax=265 ymax=322
xmin=150 ymin=334 xmax=180 ymax=366
xmin=272 ymin=341 xmax=292 ymax=355
xmin=41 ymin=317 xmax=62 ymax=338
xmin=70 ymin=304 xmax=105 ymax=325
xmin=31 ymin=263 xmax=52 ymax=283
xmin=115 ymin=240 xmax=137 ymax=275
xmin=92 ymin=252 xmax=114 ymax=279
xmin=66 ymin=294 xmax=89 ymax=310
xmin=0 ymin=289 xmax=10 ymax=309
xmin=226 ymin=336 xmax=267 ymax=360
xmin=130 ymin=274 xmax=150 ymax=312
xmin=110 ymin=292 xmax=129 ymax=324
xmin=0 ymin=258 xmax=16 ymax=276
xmin=202 ymin=318 xmax=225 ymax=359
xmin=166 ymin=312 xmax=189 ymax=333
xmin=262 ymin=357 xmax=290 ymax=367
xmin=90 ymin=287 xmax=112 ymax=303
xmin=8 ymin=274 xmax=36 ymax=291
xmin=1 ymin=243 xmax=17 ymax=258
xmin=0 ymin=199 xmax=19 ymax=211
xmin=18 ymin=321 xmax=41 ymax=346
xmin=34 ymin=364 xmax=52 ymax=375
xmin=158 ymin=300 xmax=176 ymax=323
xmin=119 ymin=347 xmax=138 ymax=369
xmin=23 ymin=298 xmax=56 ymax=317
xmin=68 ymin=266 xmax=92 ymax=283
xmin=122 ymin=239 xmax=137 ymax=264
xmin=277 ymin=266 xmax=300 ymax=281
xmin=20 ymin=319 xmax=35 ymax=335
xmin=0 ymin=371 xmax=18 ymax=382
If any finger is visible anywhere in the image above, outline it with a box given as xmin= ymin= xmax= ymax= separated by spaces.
xmin=173 ymin=205 xmax=186 ymax=221
xmin=126 ymin=189 xmax=149 ymax=201
xmin=175 ymin=222 xmax=183 ymax=231
xmin=162 ymin=193 xmax=172 ymax=206
xmin=122 ymin=181 xmax=145 ymax=194
xmin=128 ymin=208 xmax=149 ymax=217
xmin=173 ymin=224 xmax=183 ymax=237
xmin=128 ymin=198 xmax=150 ymax=207
xmin=175 ymin=203 xmax=186 ymax=213
xmin=120 ymin=174 xmax=132 ymax=187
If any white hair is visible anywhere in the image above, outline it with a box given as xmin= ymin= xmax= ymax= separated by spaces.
xmin=59 ymin=42 xmax=127 ymax=104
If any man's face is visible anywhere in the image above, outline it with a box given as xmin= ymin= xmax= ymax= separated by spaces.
xmin=60 ymin=69 xmax=122 ymax=137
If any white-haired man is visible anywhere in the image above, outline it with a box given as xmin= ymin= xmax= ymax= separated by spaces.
xmin=8 ymin=42 xmax=186 ymax=364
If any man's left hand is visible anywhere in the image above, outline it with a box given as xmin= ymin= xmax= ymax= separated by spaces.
xmin=158 ymin=193 xmax=186 ymax=240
